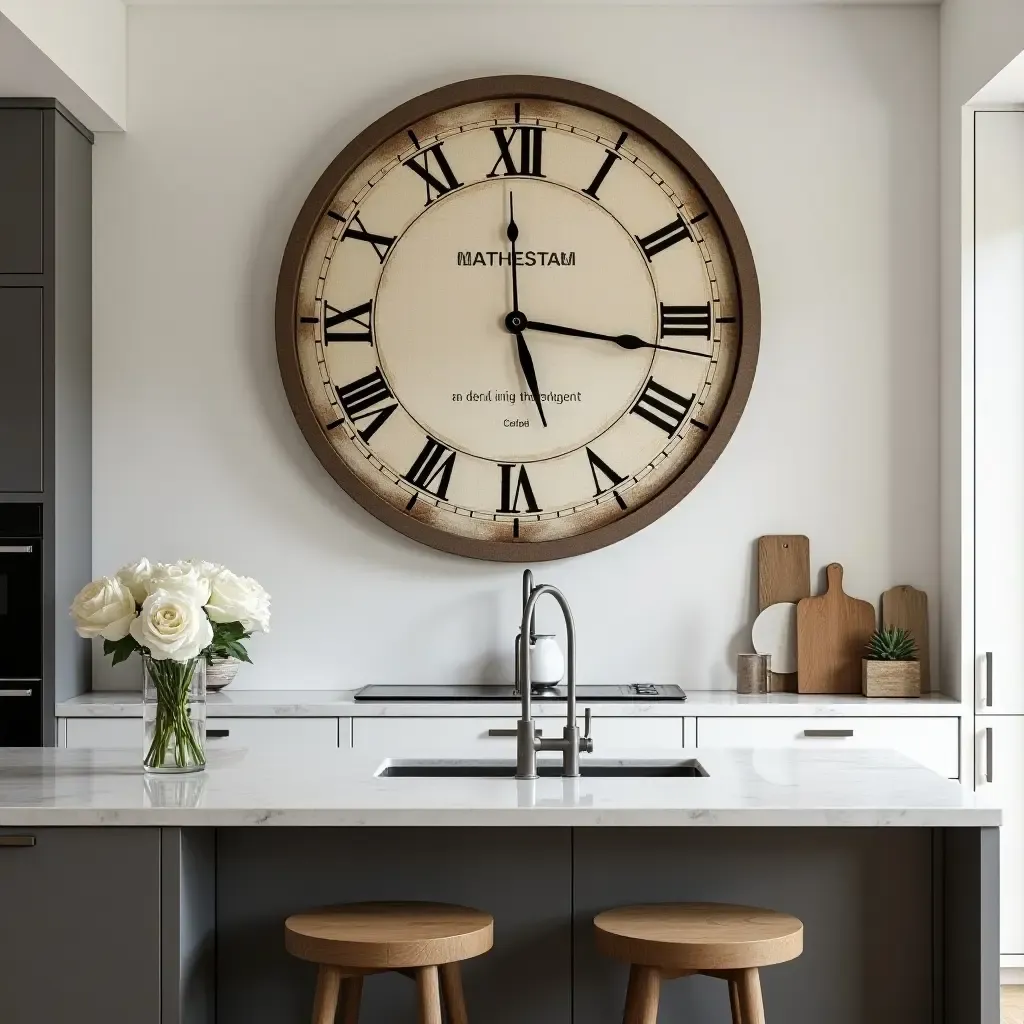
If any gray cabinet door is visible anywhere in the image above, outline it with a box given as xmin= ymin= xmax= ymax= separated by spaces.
xmin=0 ymin=288 xmax=44 ymax=491
xmin=0 ymin=110 xmax=44 ymax=274
xmin=0 ymin=828 xmax=161 ymax=1024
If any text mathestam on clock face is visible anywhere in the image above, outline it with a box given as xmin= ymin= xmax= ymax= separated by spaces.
xmin=285 ymin=87 xmax=754 ymax=556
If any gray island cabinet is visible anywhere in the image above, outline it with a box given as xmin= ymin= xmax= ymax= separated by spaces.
xmin=0 ymin=747 xmax=1000 ymax=1024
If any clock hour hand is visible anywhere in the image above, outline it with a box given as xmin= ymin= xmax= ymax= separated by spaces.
xmin=506 ymin=193 xmax=547 ymax=428
xmin=515 ymin=330 xmax=548 ymax=428
xmin=524 ymin=319 xmax=707 ymax=357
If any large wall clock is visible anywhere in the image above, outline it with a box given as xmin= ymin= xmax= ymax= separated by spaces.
xmin=277 ymin=76 xmax=760 ymax=561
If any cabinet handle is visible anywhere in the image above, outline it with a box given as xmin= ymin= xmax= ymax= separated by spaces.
xmin=986 ymin=726 xmax=994 ymax=784
xmin=487 ymin=728 xmax=544 ymax=738
xmin=802 ymin=729 xmax=854 ymax=738
xmin=0 ymin=678 xmax=41 ymax=684
xmin=986 ymin=652 xmax=994 ymax=707
xmin=0 ymin=689 xmax=32 ymax=697
xmin=207 ymin=729 xmax=229 ymax=739
xmin=0 ymin=545 xmax=33 ymax=554
xmin=0 ymin=836 xmax=35 ymax=847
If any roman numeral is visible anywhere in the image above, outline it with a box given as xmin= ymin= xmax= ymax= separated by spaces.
xmin=585 ymin=448 xmax=626 ymax=500
xmin=660 ymin=302 xmax=711 ymax=341
xmin=323 ymin=300 xmax=372 ymax=344
xmin=404 ymin=437 xmax=457 ymax=500
xmin=487 ymin=126 xmax=545 ymax=177
xmin=403 ymin=142 xmax=463 ymax=206
xmin=345 ymin=213 xmax=395 ymax=263
xmin=583 ymin=150 xmax=620 ymax=199
xmin=630 ymin=378 xmax=695 ymax=435
xmin=334 ymin=368 xmax=398 ymax=443
xmin=497 ymin=464 xmax=541 ymax=514
xmin=635 ymin=215 xmax=691 ymax=261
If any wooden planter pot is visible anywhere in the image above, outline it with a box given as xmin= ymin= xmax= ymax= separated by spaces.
xmin=862 ymin=659 xmax=921 ymax=698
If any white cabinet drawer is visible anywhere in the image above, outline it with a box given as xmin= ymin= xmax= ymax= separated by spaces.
xmin=65 ymin=718 xmax=139 ymax=748
xmin=353 ymin=717 xmax=684 ymax=760
xmin=696 ymin=717 xmax=960 ymax=779
xmin=65 ymin=716 xmax=340 ymax=750
xmin=204 ymin=717 xmax=339 ymax=750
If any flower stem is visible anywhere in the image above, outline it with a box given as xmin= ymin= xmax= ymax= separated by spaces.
xmin=143 ymin=657 xmax=205 ymax=771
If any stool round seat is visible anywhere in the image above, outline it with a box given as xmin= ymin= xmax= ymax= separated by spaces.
xmin=285 ymin=901 xmax=494 ymax=969
xmin=595 ymin=902 xmax=803 ymax=971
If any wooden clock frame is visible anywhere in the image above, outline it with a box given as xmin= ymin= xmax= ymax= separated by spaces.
xmin=276 ymin=75 xmax=761 ymax=562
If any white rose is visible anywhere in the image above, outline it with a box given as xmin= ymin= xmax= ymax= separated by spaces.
xmin=70 ymin=576 xmax=138 ymax=641
xmin=184 ymin=559 xmax=225 ymax=587
xmin=115 ymin=557 xmax=153 ymax=605
xmin=147 ymin=562 xmax=212 ymax=605
xmin=129 ymin=590 xmax=214 ymax=661
xmin=205 ymin=570 xmax=271 ymax=633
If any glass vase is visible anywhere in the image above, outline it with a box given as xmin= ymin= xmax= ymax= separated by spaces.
xmin=142 ymin=655 xmax=206 ymax=773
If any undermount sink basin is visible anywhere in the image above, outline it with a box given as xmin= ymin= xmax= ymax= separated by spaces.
xmin=376 ymin=760 xmax=708 ymax=779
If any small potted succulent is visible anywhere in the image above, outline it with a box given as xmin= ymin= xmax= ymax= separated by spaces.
xmin=862 ymin=626 xmax=921 ymax=698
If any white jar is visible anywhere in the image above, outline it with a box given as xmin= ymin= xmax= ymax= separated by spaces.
xmin=529 ymin=634 xmax=565 ymax=686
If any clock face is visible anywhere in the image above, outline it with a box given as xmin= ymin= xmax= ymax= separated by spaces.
xmin=277 ymin=77 xmax=759 ymax=560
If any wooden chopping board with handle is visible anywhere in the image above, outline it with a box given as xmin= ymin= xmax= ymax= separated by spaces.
xmin=881 ymin=586 xmax=930 ymax=692
xmin=758 ymin=536 xmax=810 ymax=691
xmin=797 ymin=563 xmax=876 ymax=694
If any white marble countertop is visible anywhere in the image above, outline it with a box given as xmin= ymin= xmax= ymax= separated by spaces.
xmin=0 ymin=746 xmax=996 ymax=827
xmin=56 ymin=689 xmax=965 ymax=719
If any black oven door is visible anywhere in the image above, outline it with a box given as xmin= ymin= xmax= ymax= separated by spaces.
xmin=0 ymin=540 xmax=43 ymax=745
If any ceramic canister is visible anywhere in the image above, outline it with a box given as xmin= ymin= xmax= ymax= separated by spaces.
xmin=530 ymin=634 xmax=565 ymax=686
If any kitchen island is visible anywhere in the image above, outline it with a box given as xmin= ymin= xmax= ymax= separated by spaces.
xmin=0 ymin=746 xmax=999 ymax=1024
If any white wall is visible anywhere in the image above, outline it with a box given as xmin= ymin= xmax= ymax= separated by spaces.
xmin=0 ymin=0 xmax=126 ymax=129
xmin=92 ymin=4 xmax=939 ymax=690
xmin=939 ymin=0 xmax=1024 ymax=707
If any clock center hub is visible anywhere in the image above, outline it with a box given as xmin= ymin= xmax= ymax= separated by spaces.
xmin=504 ymin=310 xmax=527 ymax=333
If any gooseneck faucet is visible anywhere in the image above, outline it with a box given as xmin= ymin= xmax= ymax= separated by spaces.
xmin=516 ymin=576 xmax=593 ymax=780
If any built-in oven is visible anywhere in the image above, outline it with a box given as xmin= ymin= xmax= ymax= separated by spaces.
xmin=0 ymin=505 xmax=43 ymax=745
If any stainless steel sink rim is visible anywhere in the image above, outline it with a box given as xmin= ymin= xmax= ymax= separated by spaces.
xmin=375 ymin=759 xmax=708 ymax=779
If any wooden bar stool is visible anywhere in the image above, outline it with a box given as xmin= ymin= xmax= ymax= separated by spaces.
xmin=594 ymin=902 xmax=803 ymax=1024
xmin=285 ymin=901 xmax=493 ymax=1024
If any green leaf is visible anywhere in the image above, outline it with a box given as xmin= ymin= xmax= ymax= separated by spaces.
xmin=213 ymin=621 xmax=246 ymax=642
xmin=225 ymin=641 xmax=252 ymax=664
xmin=104 ymin=634 xmax=141 ymax=667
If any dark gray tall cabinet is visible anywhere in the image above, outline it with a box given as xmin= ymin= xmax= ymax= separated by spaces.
xmin=0 ymin=100 xmax=93 ymax=743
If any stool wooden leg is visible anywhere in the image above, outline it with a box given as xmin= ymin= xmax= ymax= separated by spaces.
xmin=416 ymin=965 xmax=444 ymax=1024
xmin=735 ymin=968 xmax=765 ymax=1024
xmin=311 ymin=965 xmax=343 ymax=1024
xmin=728 ymin=974 xmax=743 ymax=1024
xmin=439 ymin=963 xmax=469 ymax=1024
xmin=622 ymin=964 xmax=661 ymax=1024
xmin=339 ymin=975 xmax=363 ymax=1024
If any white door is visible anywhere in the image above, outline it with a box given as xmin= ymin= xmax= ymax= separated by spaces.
xmin=979 ymin=717 xmax=1024 ymax=954
xmin=976 ymin=111 xmax=1024 ymax=714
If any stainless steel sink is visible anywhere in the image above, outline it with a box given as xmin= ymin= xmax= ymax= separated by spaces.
xmin=376 ymin=760 xmax=708 ymax=779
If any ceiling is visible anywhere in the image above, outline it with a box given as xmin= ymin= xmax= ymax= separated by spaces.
xmin=124 ymin=0 xmax=941 ymax=6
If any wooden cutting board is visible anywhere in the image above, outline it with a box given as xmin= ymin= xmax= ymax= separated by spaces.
xmin=881 ymin=585 xmax=930 ymax=693
xmin=797 ymin=563 xmax=876 ymax=694
xmin=757 ymin=536 xmax=810 ymax=691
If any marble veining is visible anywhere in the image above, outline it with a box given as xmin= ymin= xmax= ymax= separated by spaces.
xmin=0 ymin=747 xmax=997 ymax=828
xmin=56 ymin=689 xmax=965 ymax=719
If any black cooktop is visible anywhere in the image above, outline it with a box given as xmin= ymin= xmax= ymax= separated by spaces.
xmin=353 ymin=684 xmax=686 ymax=702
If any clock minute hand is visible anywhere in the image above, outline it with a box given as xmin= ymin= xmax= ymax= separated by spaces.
xmin=524 ymin=319 xmax=706 ymax=357
xmin=506 ymin=193 xmax=547 ymax=428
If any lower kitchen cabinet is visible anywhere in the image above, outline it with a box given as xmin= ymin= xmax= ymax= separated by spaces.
xmin=696 ymin=717 xmax=960 ymax=779
xmin=979 ymin=717 xmax=1024 ymax=956
xmin=351 ymin=716 xmax=688 ymax=760
xmin=64 ymin=716 xmax=342 ymax=751
xmin=0 ymin=827 xmax=161 ymax=1023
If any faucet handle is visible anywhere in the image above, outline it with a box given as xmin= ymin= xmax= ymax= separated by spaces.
xmin=581 ymin=707 xmax=593 ymax=753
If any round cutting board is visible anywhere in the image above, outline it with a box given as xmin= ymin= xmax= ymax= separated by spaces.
xmin=752 ymin=602 xmax=798 ymax=675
